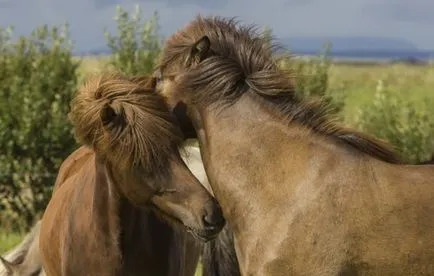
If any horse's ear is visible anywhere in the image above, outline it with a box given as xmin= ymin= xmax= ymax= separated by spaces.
xmin=100 ymin=102 xmax=125 ymax=130
xmin=189 ymin=36 xmax=211 ymax=63
xmin=0 ymin=256 xmax=15 ymax=274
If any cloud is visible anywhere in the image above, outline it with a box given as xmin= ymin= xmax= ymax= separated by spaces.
xmin=93 ymin=0 xmax=229 ymax=9
xmin=284 ymin=0 xmax=316 ymax=6
xmin=364 ymin=0 xmax=434 ymax=24
xmin=0 ymin=0 xmax=432 ymax=51
xmin=94 ymin=0 xmax=123 ymax=9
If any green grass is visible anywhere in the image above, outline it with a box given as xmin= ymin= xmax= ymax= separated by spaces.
xmin=326 ymin=63 xmax=434 ymax=124
xmin=195 ymin=262 xmax=203 ymax=276
xmin=0 ymin=230 xmax=24 ymax=255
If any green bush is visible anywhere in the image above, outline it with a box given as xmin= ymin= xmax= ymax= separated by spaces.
xmin=354 ymin=79 xmax=434 ymax=163
xmin=261 ymin=27 xmax=333 ymax=104
xmin=0 ymin=24 xmax=79 ymax=231
xmin=104 ymin=5 xmax=162 ymax=75
xmin=288 ymin=44 xmax=332 ymax=100
xmin=278 ymin=43 xmax=345 ymax=116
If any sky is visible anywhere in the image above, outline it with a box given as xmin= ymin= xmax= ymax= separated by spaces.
xmin=0 ymin=0 xmax=433 ymax=51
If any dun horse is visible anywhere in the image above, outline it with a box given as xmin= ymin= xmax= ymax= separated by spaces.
xmin=39 ymin=73 xmax=225 ymax=276
xmin=156 ymin=16 xmax=434 ymax=275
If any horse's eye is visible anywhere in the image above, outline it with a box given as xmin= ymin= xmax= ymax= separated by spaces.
xmin=155 ymin=187 xmax=177 ymax=196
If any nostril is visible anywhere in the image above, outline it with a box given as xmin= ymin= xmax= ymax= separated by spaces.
xmin=202 ymin=199 xmax=225 ymax=228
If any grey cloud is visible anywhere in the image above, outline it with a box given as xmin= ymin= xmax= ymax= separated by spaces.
xmin=167 ymin=0 xmax=228 ymax=9
xmin=0 ymin=1 xmax=12 ymax=8
xmin=0 ymin=0 xmax=433 ymax=51
xmin=284 ymin=0 xmax=316 ymax=6
xmin=92 ymin=0 xmax=228 ymax=9
xmin=94 ymin=0 xmax=122 ymax=9
xmin=364 ymin=1 xmax=434 ymax=24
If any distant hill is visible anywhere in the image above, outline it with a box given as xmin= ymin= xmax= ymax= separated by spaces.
xmin=281 ymin=36 xmax=419 ymax=52
xmin=279 ymin=36 xmax=434 ymax=61
xmin=75 ymin=36 xmax=434 ymax=61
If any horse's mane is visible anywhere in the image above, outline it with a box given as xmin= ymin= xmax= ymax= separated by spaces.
xmin=202 ymin=225 xmax=241 ymax=276
xmin=161 ymin=16 xmax=403 ymax=164
xmin=68 ymin=72 xmax=183 ymax=171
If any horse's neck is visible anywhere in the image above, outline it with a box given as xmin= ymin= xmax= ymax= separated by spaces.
xmin=197 ymin=95 xmax=273 ymax=228
xmin=198 ymin=94 xmax=340 ymax=231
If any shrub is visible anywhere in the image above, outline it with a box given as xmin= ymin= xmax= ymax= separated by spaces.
xmin=276 ymin=41 xmax=344 ymax=116
xmin=0 ymin=24 xmax=79 ymax=231
xmin=354 ymin=79 xmax=434 ymax=163
xmin=260 ymin=26 xmax=332 ymax=102
xmin=104 ymin=5 xmax=162 ymax=75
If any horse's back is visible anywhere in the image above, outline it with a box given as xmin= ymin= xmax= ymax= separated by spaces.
xmin=53 ymin=146 xmax=93 ymax=192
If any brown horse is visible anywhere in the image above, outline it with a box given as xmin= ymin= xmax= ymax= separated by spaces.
xmin=39 ymin=73 xmax=225 ymax=276
xmin=156 ymin=15 xmax=434 ymax=275
xmin=0 ymin=144 xmax=222 ymax=276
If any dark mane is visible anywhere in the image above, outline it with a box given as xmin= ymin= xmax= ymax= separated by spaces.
xmin=68 ymin=72 xmax=183 ymax=171
xmin=161 ymin=16 xmax=404 ymax=164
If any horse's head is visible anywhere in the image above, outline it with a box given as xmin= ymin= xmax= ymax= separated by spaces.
xmin=155 ymin=34 xmax=211 ymax=108
xmin=155 ymin=16 xmax=274 ymax=132
xmin=69 ymin=73 xmax=225 ymax=241
xmin=153 ymin=33 xmax=211 ymax=139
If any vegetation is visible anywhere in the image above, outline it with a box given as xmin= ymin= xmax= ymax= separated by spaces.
xmin=0 ymin=24 xmax=79 ymax=233
xmin=1 ymin=4 xmax=434 ymax=261
xmin=104 ymin=5 xmax=162 ymax=75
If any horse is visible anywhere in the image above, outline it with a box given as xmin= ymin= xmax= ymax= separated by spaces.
xmin=155 ymin=15 xmax=434 ymax=275
xmin=38 ymin=73 xmax=225 ymax=276
xmin=0 ymin=143 xmax=223 ymax=276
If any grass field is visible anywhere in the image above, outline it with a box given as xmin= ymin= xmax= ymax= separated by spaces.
xmin=1 ymin=58 xmax=433 ymax=275
xmin=328 ymin=63 xmax=434 ymax=124
xmin=75 ymin=57 xmax=434 ymax=116
xmin=0 ymin=230 xmax=23 ymax=255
